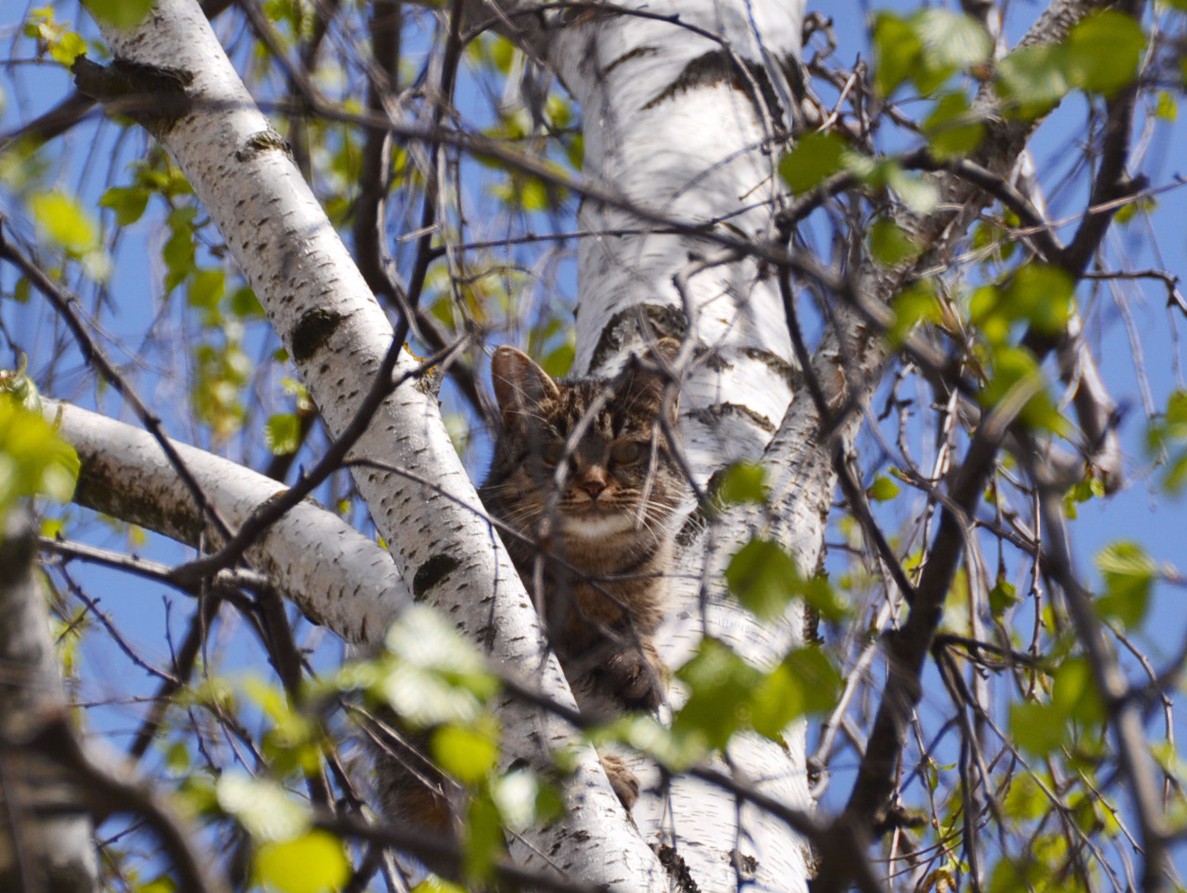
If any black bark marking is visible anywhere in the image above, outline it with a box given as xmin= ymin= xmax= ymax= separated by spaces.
xmin=291 ymin=308 xmax=345 ymax=364
xmin=655 ymin=842 xmax=701 ymax=893
xmin=744 ymin=347 xmax=800 ymax=389
xmin=236 ymin=129 xmax=294 ymax=162
xmin=71 ymin=55 xmax=193 ymax=134
xmin=641 ymin=50 xmax=787 ymax=133
xmin=412 ymin=553 xmax=460 ymax=600
xmin=687 ymin=402 xmax=776 ymax=432
xmin=589 ymin=303 xmax=688 ymax=372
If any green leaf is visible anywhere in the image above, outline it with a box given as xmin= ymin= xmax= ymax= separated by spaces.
xmin=1153 ymin=91 xmax=1176 ymax=123
xmin=884 ymin=164 xmax=939 ymax=215
xmin=988 ymin=577 xmax=1018 ymax=619
xmin=872 ymin=12 xmax=923 ymax=98
xmin=463 ymin=793 xmax=504 ymax=882
xmin=1002 ymin=773 xmax=1048 ymax=821
xmin=914 ymin=9 xmax=992 ymax=72
xmin=923 ymin=91 xmax=985 ymax=159
xmin=751 ymin=648 xmax=841 ymax=737
xmin=1010 ymin=701 xmax=1066 ymax=756
xmin=29 ymin=190 xmax=100 ymax=257
xmin=1063 ymin=12 xmax=1145 ymax=96
xmin=778 ymin=131 xmax=850 ymax=194
xmin=229 ymin=285 xmax=265 ymax=318
xmin=995 ymin=44 xmax=1071 ymax=119
xmin=254 ymin=830 xmax=350 ymax=893
xmin=378 ymin=606 xmax=497 ymax=726
xmin=163 ymin=207 xmax=197 ymax=294
xmin=491 ymin=768 xmax=547 ymax=832
xmin=265 ymin=413 xmax=300 ymax=456
xmin=1003 ymin=264 xmax=1075 ymax=334
xmin=187 ymin=267 xmax=225 ymax=310
xmin=674 ymin=638 xmax=762 ymax=750
xmin=99 ymin=185 xmax=149 ymax=225
xmin=1095 ymin=541 xmax=1156 ymax=627
xmin=541 ymin=340 xmax=575 ymax=378
xmin=888 ymin=280 xmax=942 ymax=347
xmin=25 ymin=7 xmax=87 ymax=66
xmin=411 ymin=878 xmax=467 ymax=893
xmin=724 ymin=538 xmax=800 ymax=620
xmin=867 ymin=474 xmax=900 ymax=502
xmin=1051 ymin=657 xmax=1105 ymax=726
xmin=979 ymin=344 xmax=1065 ymax=432
xmin=0 ymin=391 xmax=80 ymax=511
xmin=868 ymin=218 xmax=922 ymax=267
xmin=431 ymin=720 xmax=500 ymax=785
xmin=216 ymin=773 xmax=308 ymax=842
xmin=716 ymin=462 xmax=769 ymax=505
xmin=84 ymin=0 xmax=155 ymax=28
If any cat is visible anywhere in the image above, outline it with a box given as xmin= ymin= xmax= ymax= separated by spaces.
xmin=375 ymin=338 xmax=685 ymax=836
xmin=480 ymin=337 xmax=685 ymax=811
xmin=480 ymin=337 xmax=686 ymax=719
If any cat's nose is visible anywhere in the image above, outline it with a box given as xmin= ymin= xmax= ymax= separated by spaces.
xmin=579 ymin=477 xmax=607 ymax=499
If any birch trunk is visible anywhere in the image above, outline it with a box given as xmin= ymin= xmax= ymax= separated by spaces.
xmin=0 ymin=510 xmax=99 ymax=893
xmin=475 ymin=1 xmax=817 ymax=887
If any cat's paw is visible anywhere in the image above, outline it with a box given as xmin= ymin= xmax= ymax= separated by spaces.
xmin=600 ymin=643 xmax=666 ymax=711
xmin=600 ymin=754 xmax=640 ymax=812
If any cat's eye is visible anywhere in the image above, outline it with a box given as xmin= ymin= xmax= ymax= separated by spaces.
xmin=610 ymin=440 xmax=646 ymax=465
xmin=542 ymin=440 xmax=566 ymax=464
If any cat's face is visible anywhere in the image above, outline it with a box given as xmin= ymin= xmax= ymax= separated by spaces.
xmin=486 ymin=342 xmax=685 ymax=547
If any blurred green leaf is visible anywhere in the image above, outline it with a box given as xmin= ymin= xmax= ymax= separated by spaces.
xmin=988 ymin=577 xmax=1018 ymax=619
xmin=187 ymin=267 xmax=225 ymax=310
xmin=914 ymin=9 xmax=992 ymax=72
xmin=716 ymin=462 xmax=769 ymax=505
xmin=725 ymin=538 xmax=799 ymax=620
xmin=1063 ymin=12 xmax=1144 ymax=95
xmin=217 ymin=773 xmax=308 ymax=841
xmin=923 ymin=91 xmax=985 ymax=159
xmin=867 ymin=474 xmax=900 ymax=502
xmin=751 ymin=648 xmax=841 ymax=737
xmin=29 ymin=190 xmax=100 ymax=257
xmin=779 ymin=131 xmax=850 ymax=194
xmin=888 ymin=280 xmax=942 ymax=347
xmin=1051 ymin=657 xmax=1105 ymax=726
xmin=432 ymin=720 xmax=500 ymax=785
xmin=995 ymin=44 xmax=1070 ymax=119
xmin=872 ymin=12 xmax=922 ymax=97
xmin=869 ymin=218 xmax=922 ymax=267
xmin=0 ymin=389 xmax=80 ymax=511
xmin=254 ymin=830 xmax=349 ymax=893
xmin=85 ymin=0 xmax=155 ymax=28
xmin=674 ymin=638 xmax=762 ymax=750
xmin=1010 ymin=701 xmax=1066 ymax=756
xmin=265 ymin=413 xmax=300 ymax=456
xmin=464 ymin=793 xmax=504 ymax=883
xmin=99 ymin=185 xmax=149 ymax=225
xmin=1095 ymin=541 xmax=1155 ymax=627
xmin=24 ymin=7 xmax=87 ymax=65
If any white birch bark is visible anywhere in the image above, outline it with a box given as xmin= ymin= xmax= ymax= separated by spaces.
xmin=87 ymin=1 xmax=666 ymax=887
xmin=480 ymin=2 xmax=817 ymax=888
xmin=0 ymin=510 xmax=99 ymax=893
xmin=45 ymin=400 xmax=408 ymax=645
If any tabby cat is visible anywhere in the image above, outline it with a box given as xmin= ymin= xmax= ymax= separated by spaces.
xmin=480 ymin=338 xmax=686 ymax=714
xmin=376 ymin=339 xmax=685 ymax=834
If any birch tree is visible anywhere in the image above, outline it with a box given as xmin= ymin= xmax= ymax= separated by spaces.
xmin=1 ymin=0 xmax=1185 ymax=890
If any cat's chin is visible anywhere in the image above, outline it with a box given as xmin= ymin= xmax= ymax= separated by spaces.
xmin=560 ymin=510 xmax=635 ymax=539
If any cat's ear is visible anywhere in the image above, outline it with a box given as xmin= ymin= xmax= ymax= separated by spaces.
xmin=491 ymin=346 xmax=560 ymax=419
